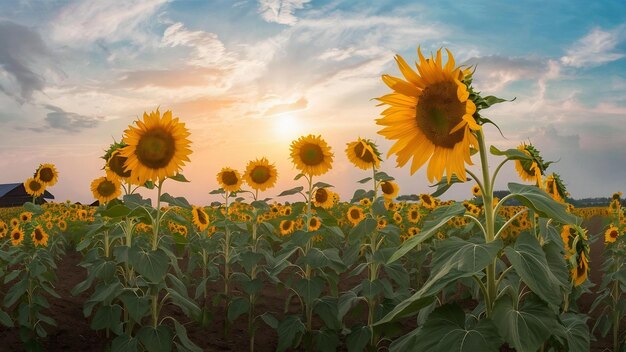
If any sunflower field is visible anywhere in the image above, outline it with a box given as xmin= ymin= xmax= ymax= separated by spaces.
xmin=0 ymin=48 xmax=624 ymax=352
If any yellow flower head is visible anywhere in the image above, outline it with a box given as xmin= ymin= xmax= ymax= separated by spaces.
xmin=32 ymin=225 xmax=49 ymax=247
xmin=345 ymin=138 xmax=381 ymax=170
xmin=24 ymin=177 xmax=46 ymax=197
xmin=313 ymin=188 xmax=335 ymax=209
xmin=376 ymin=48 xmax=479 ymax=182
xmin=90 ymin=176 xmax=122 ymax=205
xmin=35 ymin=163 xmax=59 ymax=187
xmin=243 ymin=157 xmax=278 ymax=192
xmin=290 ymin=135 xmax=334 ymax=176
xmin=10 ymin=227 xmax=24 ymax=246
xmin=192 ymin=206 xmax=210 ymax=232
xmin=380 ymin=181 xmax=399 ymax=200
xmin=120 ymin=109 xmax=192 ymax=184
xmin=217 ymin=167 xmax=242 ymax=193
xmin=346 ymin=206 xmax=365 ymax=226
xmin=605 ymin=225 xmax=620 ymax=244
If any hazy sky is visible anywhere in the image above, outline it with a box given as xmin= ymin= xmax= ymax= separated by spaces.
xmin=0 ymin=0 xmax=625 ymax=204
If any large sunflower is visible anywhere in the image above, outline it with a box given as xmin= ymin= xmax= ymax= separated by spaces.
xmin=35 ymin=163 xmax=59 ymax=187
xmin=290 ymin=135 xmax=334 ymax=176
xmin=24 ymin=177 xmax=46 ymax=197
xmin=243 ymin=157 xmax=278 ymax=192
xmin=376 ymin=48 xmax=479 ymax=182
xmin=90 ymin=176 xmax=122 ymax=204
xmin=544 ymin=173 xmax=568 ymax=203
xmin=313 ymin=188 xmax=335 ymax=209
xmin=345 ymin=138 xmax=381 ymax=170
xmin=217 ymin=167 xmax=242 ymax=193
xmin=106 ymin=150 xmax=133 ymax=181
xmin=120 ymin=109 xmax=192 ymax=184
xmin=192 ymin=206 xmax=210 ymax=232
xmin=32 ymin=225 xmax=49 ymax=247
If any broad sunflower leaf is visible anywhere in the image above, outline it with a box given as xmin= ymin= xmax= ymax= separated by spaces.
xmin=553 ymin=313 xmax=590 ymax=352
xmin=504 ymin=233 xmax=562 ymax=306
xmin=357 ymin=177 xmax=372 ymax=184
xmin=387 ymin=202 xmax=466 ymax=264
xmin=431 ymin=236 xmax=503 ymax=274
xmin=129 ymin=248 xmax=169 ymax=283
xmin=429 ymin=175 xmax=470 ymax=197
xmin=508 ymin=183 xmax=579 ymax=225
xmin=406 ymin=303 xmax=502 ymax=352
xmin=168 ymin=173 xmax=189 ymax=182
xmin=277 ymin=186 xmax=304 ymax=197
xmin=138 ymin=325 xmax=172 ymax=352
xmin=276 ymin=315 xmax=305 ymax=352
xmin=492 ymin=295 xmax=557 ymax=352
xmin=160 ymin=193 xmax=191 ymax=209
xmin=313 ymin=181 xmax=333 ymax=189
xmin=490 ymin=145 xmax=532 ymax=160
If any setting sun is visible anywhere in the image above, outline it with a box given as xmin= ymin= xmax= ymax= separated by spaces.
xmin=272 ymin=113 xmax=302 ymax=140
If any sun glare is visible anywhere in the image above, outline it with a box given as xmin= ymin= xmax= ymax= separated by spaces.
xmin=273 ymin=114 xmax=301 ymax=139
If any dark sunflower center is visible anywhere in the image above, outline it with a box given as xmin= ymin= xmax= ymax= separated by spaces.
xmin=34 ymin=229 xmax=43 ymax=241
xmin=109 ymin=153 xmax=132 ymax=178
xmin=416 ymin=81 xmax=466 ymax=148
xmin=354 ymin=142 xmax=375 ymax=163
xmin=196 ymin=209 xmax=208 ymax=225
xmin=38 ymin=168 xmax=54 ymax=182
xmin=610 ymin=230 xmax=618 ymax=239
xmin=221 ymin=171 xmax=239 ymax=186
xmin=421 ymin=195 xmax=432 ymax=205
xmin=310 ymin=218 xmax=318 ymax=227
xmin=349 ymin=209 xmax=360 ymax=219
xmin=282 ymin=221 xmax=292 ymax=230
xmin=29 ymin=180 xmax=42 ymax=192
xmin=136 ymin=128 xmax=176 ymax=169
xmin=97 ymin=180 xmax=116 ymax=197
xmin=250 ymin=166 xmax=271 ymax=184
xmin=380 ymin=182 xmax=394 ymax=195
xmin=315 ymin=189 xmax=328 ymax=203
xmin=299 ymin=143 xmax=324 ymax=166
xmin=13 ymin=232 xmax=20 ymax=240
xmin=410 ymin=210 xmax=418 ymax=220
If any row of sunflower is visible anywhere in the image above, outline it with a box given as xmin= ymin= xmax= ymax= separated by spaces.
xmin=1 ymin=46 xmax=621 ymax=352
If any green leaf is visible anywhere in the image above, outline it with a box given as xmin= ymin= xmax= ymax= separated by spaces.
xmin=111 ymin=334 xmax=139 ymax=352
xmin=138 ymin=325 xmax=172 ymax=352
xmin=338 ymin=291 xmax=361 ymax=322
xmin=314 ymin=297 xmax=340 ymax=330
xmin=492 ymin=295 xmax=557 ymax=352
xmin=431 ymin=237 xmax=503 ymax=274
xmin=374 ymin=171 xmax=394 ymax=181
xmin=412 ymin=303 xmax=502 ymax=351
xmin=91 ymin=305 xmax=122 ymax=334
xmin=429 ymin=175 xmax=469 ymax=198
xmin=346 ymin=325 xmax=371 ymax=352
xmin=294 ymin=277 xmax=325 ymax=306
xmin=0 ymin=310 xmax=13 ymax=327
xmin=357 ymin=177 xmax=372 ymax=184
xmin=301 ymin=248 xmax=345 ymax=273
xmin=504 ymin=233 xmax=562 ymax=306
xmin=173 ymin=320 xmax=202 ymax=352
xmin=129 ymin=248 xmax=169 ymax=283
xmin=554 ymin=313 xmax=590 ymax=352
xmin=100 ymin=204 xmax=132 ymax=218
xmin=169 ymin=173 xmax=190 ymax=182
xmin=277 ymin=186 xmax=304 ymax=197
xmin=388 ymin=202 xmax=466 ymax=264
xmin=507 ymin=183 xmax=579 ymax=225
xmin=490 ymin=145 xmax=532 ymax=160
xmin=160 ymin=193 xmax=191 ymax=209
xmin=543 ymin=241 xmax=570 ymax=289
xmin=315 ymin=329 xmax=340 ymax=352
xmin=260 ymin=312 xmax=278 ymax=329
xmin=23 ymin=202 xmax=44 ymax=215
xmin=209 ymin=188 xmax=225 ymax=195
xmin=227 ymin=297 xmax=250 ymax=322
xmin=313 ymin=181 xmax=333 ymax=189
xmin=119 ymin=294 xmax=150 ymax=322
xmin=276 ymin=315 xmax=305 ymax=352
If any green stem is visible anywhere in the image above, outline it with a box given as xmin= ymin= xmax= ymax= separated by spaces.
xmin=613 ymin=279 xmax=620 ymax=352
xmin=476 ymin=130 xmax=497 ymax=318
xmin=490 ymin=157 xmax=512 ymax=188
xmin=372 ymin=166 xmax=378 ymax=200
xmin=494 ymin=209 xmax=528 ymax=241
xmin=152 ymin=179 xmax=164 ymax=251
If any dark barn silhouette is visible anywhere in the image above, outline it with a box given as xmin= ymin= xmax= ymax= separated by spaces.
xmin=0 ymin=183 xmax=55 ymax=208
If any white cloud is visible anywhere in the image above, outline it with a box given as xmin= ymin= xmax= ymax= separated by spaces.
xmin=258 ymin=0 xmax=310 ymax=25
xmin=560 ymin=26 xmax=625 ymax=68
xmin=162 ymin=22 xmax=228 ymax=66
xmin=49 ymin=0 xmax=168 ymax=45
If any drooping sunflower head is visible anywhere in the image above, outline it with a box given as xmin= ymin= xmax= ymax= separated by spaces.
xmin=217 ymin=167 xmax=242 ymax=193
xmin=471 ymin=184 xmax=482 ymax=197
xmin=90 ymin=176 xmax=122 ymax=205
xmin=313 ymin=188 xmax=335 ymax=209
xmin=24 ymin=177 xmax=46 ymax=197
xmin=612 ymin=192 xmax=622 ymax=201
xmin=35 ymin=163 xmax=59 ymax=187
xmin=514 ymin=143 xmax=546 ymax=185
xmin=376 ymin=48 xmax=479 ymax=183
xmin=106 ymin=150 xmax=133 ymax=181
xmin=191 ymin=206 xmax=210 ymax=232
xmin=0 ymin=221 xmax=7 ymax=238
xmin=345 ymin=138 xmax=381 ymax=170
xmin=32 ymin=225 xmax=49 ymax=247
xmin=544 ymin=173 xmax=568 ymax=203
xmin=380 ymin=181 xmax=399 ymax=200
xmin=290 ymin=134 xmax=334 ymax=176
xmin=243 ymin=157 xmax=278 ymax=192
xmin=120 ymin=109 xmax=192 ymax=184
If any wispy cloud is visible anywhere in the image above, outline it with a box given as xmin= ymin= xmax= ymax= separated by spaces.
xmin=49 ymin=0 xmax=168 ymax=45
xmin=257 ymin=0 xmax=310 ymax=25
xmin=561 ymin=26 xmax=625 ymax=68
xmin=0 ymin=21 xmax=56 ymax=103
xmin=264 ymin=96 xmax=307 ymax=115
xmin=162 ymin=22 xmax=229 ymax=66
xmin=28 ymin=105 xmax=100 ymax=133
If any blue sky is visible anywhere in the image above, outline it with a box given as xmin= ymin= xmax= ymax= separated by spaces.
xmin=0 ymin=0 xmax=625 ymax=204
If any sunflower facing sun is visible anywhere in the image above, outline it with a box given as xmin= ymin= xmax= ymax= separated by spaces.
xmin=120 ymin=109 xmax=192 ymax=184
xmin=217 ymin=167 xmax=242 ymax=193
xmin=35 ymin=163 xmax=59 ymax=187
xmin=24 ymin=177 xmax=46 ymax=197
xmin=243 ymin=157 xmax=278 ymax=192
xmin=91 ymin=176 xmax=122 ymax=204
xmin=346 ymin=138 xmax=381 ymax=170
xmin=376 ymin=48 xmax=479 ymax=182
xmin=290 ymin=134 xmax=334 ymax=176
